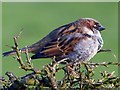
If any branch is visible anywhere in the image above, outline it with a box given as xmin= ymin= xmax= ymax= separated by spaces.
xmin=1 ymin=32 xmax=120 ymax=89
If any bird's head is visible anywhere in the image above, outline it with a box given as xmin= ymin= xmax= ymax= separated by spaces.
xmin=80 ymin=18 xmax=105 ymax=32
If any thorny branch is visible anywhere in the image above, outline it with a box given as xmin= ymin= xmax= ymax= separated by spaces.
xmin=1 ymin=32 xmax=120 ymax=90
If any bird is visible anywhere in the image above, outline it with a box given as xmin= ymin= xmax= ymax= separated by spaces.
xmin=3 ymin=18 xmax=105 ymax=64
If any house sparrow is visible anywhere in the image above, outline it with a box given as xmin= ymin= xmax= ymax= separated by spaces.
xmin=3 ymin=18 xmax=105 ymax=64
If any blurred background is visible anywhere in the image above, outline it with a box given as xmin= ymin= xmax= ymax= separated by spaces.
xmin=2 ymin=2 xmax=118 ymax=79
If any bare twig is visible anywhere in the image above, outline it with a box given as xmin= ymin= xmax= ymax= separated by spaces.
xmin=1 ymin=32 xmax=120 ymax=89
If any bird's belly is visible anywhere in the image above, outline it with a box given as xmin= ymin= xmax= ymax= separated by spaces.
xmin=68 ymin=39 xmax=98 ymax=62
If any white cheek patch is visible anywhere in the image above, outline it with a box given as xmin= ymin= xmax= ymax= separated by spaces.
xmin=83 ymin=27 xmax=94 ymax=36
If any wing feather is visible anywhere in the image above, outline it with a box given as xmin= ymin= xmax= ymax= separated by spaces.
xmin=31 ymin=21 xmax=86 ymax=59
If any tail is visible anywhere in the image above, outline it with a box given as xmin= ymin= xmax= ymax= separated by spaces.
xmin=3 ymin=36 xmax=49 ymax=57
xmin=3 ymin=45 xmax=40 ymax=57
xmin=3 ymin=50 xmax=17 ymax=57
xmin=3 ymin=48 xmax=26 ymax=57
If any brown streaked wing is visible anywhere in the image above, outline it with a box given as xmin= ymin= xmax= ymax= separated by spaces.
xmin=58 ymin=36 xmax=83 ymax=55
xmin=36 ymin=22 xmax=82 ymax=57
xmin=57 ymin=23 xmax=85 ymax=55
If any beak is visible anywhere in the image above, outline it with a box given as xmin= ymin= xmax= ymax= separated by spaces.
xmin=98 ymin=25 xmax=105 ymax=31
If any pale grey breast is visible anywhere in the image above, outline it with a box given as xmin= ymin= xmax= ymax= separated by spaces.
xmin=67 ymin=29 xmax=103 ymax=63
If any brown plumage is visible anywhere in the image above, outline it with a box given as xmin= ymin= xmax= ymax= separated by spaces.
xmin=3 ymin=18 xmax=105 ymax=63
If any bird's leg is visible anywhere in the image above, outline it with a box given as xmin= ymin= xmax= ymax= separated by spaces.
xmin=51 ymin=57 xmax=69 ymax=68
